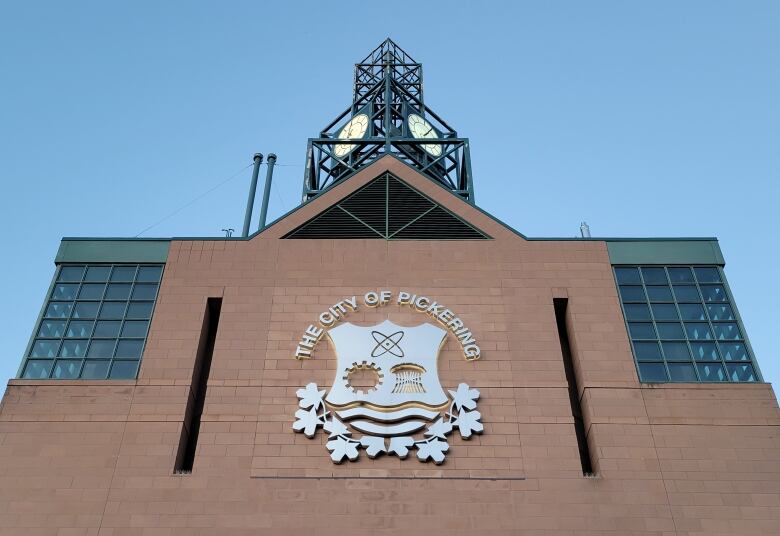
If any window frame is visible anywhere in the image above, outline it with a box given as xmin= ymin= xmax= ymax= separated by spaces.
xmin=18 ymin=263 xmax=163 ymax=380
xmin=613 ymin=264 xmax=762 ymax=384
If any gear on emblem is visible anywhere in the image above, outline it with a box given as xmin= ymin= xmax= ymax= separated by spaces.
xmin=343 ymin=361 xmax=383 ymax=395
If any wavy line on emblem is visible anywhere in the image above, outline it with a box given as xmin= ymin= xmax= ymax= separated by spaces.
xmin=335 ymin=407 xmax=439 ymax=423
xmin=348 ymin=420 xmax=427 ymax=437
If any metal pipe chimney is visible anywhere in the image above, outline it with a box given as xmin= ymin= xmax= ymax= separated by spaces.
xmin=242 ymin=153 xmax=263 ymax=237
xmin=257 ymin=153 xmax=277 ymax=231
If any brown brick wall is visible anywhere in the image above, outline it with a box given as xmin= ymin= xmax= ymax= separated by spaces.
xmin=1 ymin=157 xmax=778 ymax=534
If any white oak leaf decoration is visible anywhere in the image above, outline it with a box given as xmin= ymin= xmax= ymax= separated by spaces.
xmin=416 ymin=438 xmax=449 ymax=465
xmin=327 ymin=436 xmax=360 ymax=464
xmin=449 ymin=383 xmax=479 ymax=411
xmin=424 ymin=416 xmax=453 ymax=440
xmin=323 ymin=416 xmax=351 ymax=438
xmin=388 ymin=436 xmax=415 ymax=459
xmin=296 ymin=382 xmax=325 ymax=409
xmin=360 ymin=436 xmax=386 ymax=458
xmin=292 ymin=407 xmax=322 ymax=438
xmin=454 ymin=409 xmax=483 ymax=439
xmin=292 ymin=382 xmax=481 ymax=464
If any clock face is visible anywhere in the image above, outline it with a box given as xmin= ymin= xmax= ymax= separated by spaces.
xmin=407 ymin=113 xmax=442 ymax=157
xmin=334 ymin=114 xmax=369 ymax=158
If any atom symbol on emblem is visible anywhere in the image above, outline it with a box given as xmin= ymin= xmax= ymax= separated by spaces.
xmin=370 ymin=330 xmax=405 ymax=358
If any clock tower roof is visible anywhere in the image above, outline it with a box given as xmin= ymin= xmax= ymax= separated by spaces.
xmin=301 ymin=40 xmax=474 ymax=205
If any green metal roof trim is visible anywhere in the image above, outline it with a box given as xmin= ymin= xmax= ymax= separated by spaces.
xmin=56 ymin=239 xmax=170 ymax=264
xmin=606 ymin=239 xmax=724 ymax=266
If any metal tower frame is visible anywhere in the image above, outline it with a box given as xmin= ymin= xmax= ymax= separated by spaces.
xmin=302 ymin=39 xmax=475 ymax=203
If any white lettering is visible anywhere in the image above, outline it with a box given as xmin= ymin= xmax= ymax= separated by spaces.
xmin=305 ymin=324 xmax=323 ymax=338
xmin=300 ymin=290 xmax=481 ymax=361
xmin=319 ymin=311 xmax=336 ymax=326
xmin=295 ymin=346 xmax=312 ymax=359
xmin=414 ymin=296 xmax=430 ymax=311
xmin=438 ymin=309 xmax=454 ymax=323
xmin=457 ymin=331 xmax=476 ymax=346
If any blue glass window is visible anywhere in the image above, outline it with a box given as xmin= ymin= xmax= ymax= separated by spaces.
xmin=109 ymin=360 xmax=139 ymax=379
xmin=646 ymin=286 xmax=674 ymax=302
xmin=657 ymin=323 xmax=685 ymax=339
xmin=52 ymin=284 xmax=78 ymax=300
xmin=78 ymin=284 xmax=105 ymax=300
xmin=66 ymin=321 xmax=93 ymax=338
xmin=94 ymin=321 xmax=121 ymax=338
xmin=81 ymin=360 xmax=110 ymax=379
xmin=126 ymin=302 xmax=153 ymax=319
xmin=59 ymin=340 xmax=88 ymax=358
xmin=84 ymin=266 xmax=111 ymax=282
xmin=678 ymin=304 xmax=706 ymax=321
xmin=615 ymin=265 xmax=759 ymax=383
xmin=629 ymin=323 xmax=656 ymax=339
xmin=58 ymin=266 xmax=85 ymax=282
xmin=641 ymin=267 xmax=668 ymax=285
xmin=719 ymin=342 xmax=748 ymax=361
xmin=707 ymin=304 xmax=734 ymax=321
xmin=669 ymin=363 xmax=697 ymax=381
xmin=22 ymin=360 xmax=54 ymax=379
xmin=619 ymin=286 xmax=646 ymax=302
xmin=615 ymin=267 xmax=641 ymax=284
xmin=668 ymin=267 xmax=695 ymax=283
xmin=20 ymin=264 xmax=162 ymax=380
xmin=52 ymin=359 xmax=82 ymax=379
xmin=697 ymin=363 xmax=727 ymax=382
xmin=694 ymin=267 xmax=721 ymax=283
xmin=691 ymin=342 xmax=719 ymax=361
xmin=726 ymin=363 xmax=756 ymax=382
xmin=673 ymin=285 xmax=700 ymax=302
xmin=45 ymin=302 xmax=73 ymax=318
xmin=73 ymin=302 xmax=100 ymax=319
xmin=38 ymin=320 xmax=66 ymax=338
xmin=633 ymin=341 xmax=663 ymax=361
xmin=651 ymin=304 xmax=679 ymax=321
xmin=624 ymin=304 xmax=651 ymax=321
xmin=700 ymin=285 xmax=728 ymax=302
xmin=685 ymin=323 xmax=713 ymax=340
xmin=30 ymin=340 xmax=58 ymax=358
xmin=88 ymin=339 xmax=116 ymax=358
xmin=662 ymin=342 xmax=690 ymax=361
xmin=638 ymin=363 xmax=668 ymax=382
xmin=99 ymin=302 xmax=127 ymax=319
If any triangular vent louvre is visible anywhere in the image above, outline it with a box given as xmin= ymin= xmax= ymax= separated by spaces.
xmin=283 ymin=173 xmax=489 ymax=240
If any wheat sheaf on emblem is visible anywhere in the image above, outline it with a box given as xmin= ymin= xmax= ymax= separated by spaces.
xmin=390 ymin=364 xmax=427 ymax=393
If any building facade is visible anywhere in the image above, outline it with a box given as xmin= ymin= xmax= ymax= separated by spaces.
xmin=1 ymin=41 xmax=779 ymax=535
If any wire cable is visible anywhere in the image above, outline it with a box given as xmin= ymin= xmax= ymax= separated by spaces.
xmin=134 ymin=162 xmax=254 ymax=237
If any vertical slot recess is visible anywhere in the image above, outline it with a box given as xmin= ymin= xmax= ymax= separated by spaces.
xmin=553 ymin=298 xmax=595 ymax=476
xmin=174 ymin=297 xmax=222 ymax=473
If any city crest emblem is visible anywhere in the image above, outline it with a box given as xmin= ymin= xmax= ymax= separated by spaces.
xmin=293 ymin=291 xmax=483 ymax=464
xmin=292 ymin=302 xmax=483 ymax=464
xmin=293 ymin=292 xmax=483 ymax=464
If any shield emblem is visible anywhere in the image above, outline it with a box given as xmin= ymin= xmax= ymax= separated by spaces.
xmin=325 ymin=320 xmax=448 ymax=437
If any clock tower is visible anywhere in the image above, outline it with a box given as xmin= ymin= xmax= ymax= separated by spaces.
xmin=302 ymin=39 xmax=475 ymax=203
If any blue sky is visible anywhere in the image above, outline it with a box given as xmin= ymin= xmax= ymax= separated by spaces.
xmin=0 ymin=1 xmax=778 ymax=396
